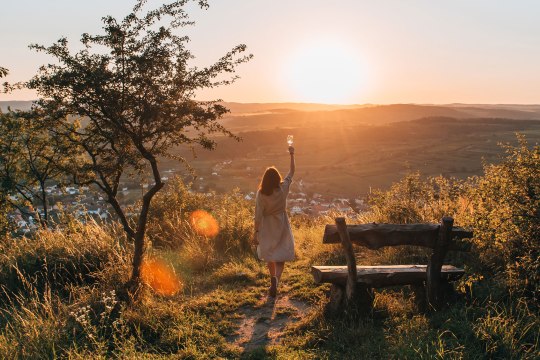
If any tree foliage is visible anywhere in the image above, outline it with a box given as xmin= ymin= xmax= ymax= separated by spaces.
xmin=368 ymin=172 xmax=468 ymax=224
xmin=468 ymin=135 xmax=539 ymax=300
xmin=27 ymin=0 xmax=252 ymax=286
xmin=0 ymin=111 xmax=70 ymax=228
xmin=1 ymin=66 xmax=9 ymax=94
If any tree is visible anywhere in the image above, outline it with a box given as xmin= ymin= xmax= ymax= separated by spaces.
xmin=27 ymin=0 xmax=252 ymax=288
xmin=0 ymin=110 xmax=70 ymax=228
xmin=0 ymin=67 xmax=10 ymax=234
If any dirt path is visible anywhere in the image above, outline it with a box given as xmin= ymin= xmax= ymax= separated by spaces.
xmin=229 ymin=294 xmax=310 ymax=352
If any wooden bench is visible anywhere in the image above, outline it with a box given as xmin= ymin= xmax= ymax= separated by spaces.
xmin=312 ymin=216 xmax=473 ymax=313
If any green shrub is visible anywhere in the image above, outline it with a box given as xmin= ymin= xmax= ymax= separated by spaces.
xmin=362 ymin=135 xmax=539 ymax=302
xmin=466 ymin=135 xmax=539 ymax=300
xmin=367 ymin=172 xmax=469 ymax=225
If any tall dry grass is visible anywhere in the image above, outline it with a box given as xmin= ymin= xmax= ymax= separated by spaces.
xmin=147 ymin=178 xmax=254 ymax=271
xmin=0 ymin=136 xmax=538 ymax=358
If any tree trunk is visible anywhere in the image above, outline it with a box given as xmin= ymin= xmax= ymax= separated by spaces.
xmin=129 ymin=155 xmax=163 ymax=285
xmin=40 ymin=180 xmax=48 ymax=228
xmin=131 ymin=230 xmax=145 ymax=282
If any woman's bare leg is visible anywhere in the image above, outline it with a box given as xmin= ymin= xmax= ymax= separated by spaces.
xmin=275 ymin=262 xmax=285 ymax=282
xmin=267 ymin=262 xmax=278 ymax=297
xmin=267 ymin=262 xmax=276 ymax=277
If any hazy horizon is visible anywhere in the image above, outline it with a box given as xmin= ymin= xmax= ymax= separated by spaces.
xmin=2 ymin=100 xmax=540 ymax=106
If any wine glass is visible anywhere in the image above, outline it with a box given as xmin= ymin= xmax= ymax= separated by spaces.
xmin=287 ymin=135 xmax=294 ymax=146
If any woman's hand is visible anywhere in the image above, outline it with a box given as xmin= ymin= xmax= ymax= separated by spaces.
xmin=288 ymin=146 xmax=295 ymax=155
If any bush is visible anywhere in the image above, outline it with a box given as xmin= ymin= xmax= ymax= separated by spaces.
xmin=0 ymin=220 xmax=130 ymax=302
xmin=367 ymin=172 xmax=469 ymax=225
xmin=357 ymin=135 xmax=539 ymax=305
xmin=147 ymin=177 xmax=254 ymax=270
xmin=466 ymin=135 xmax=539 ymax=300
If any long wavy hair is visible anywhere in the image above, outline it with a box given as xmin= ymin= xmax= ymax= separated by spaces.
xmin=259 ymin=167 xmax=282 ymax=196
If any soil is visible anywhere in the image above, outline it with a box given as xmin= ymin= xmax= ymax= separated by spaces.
xmin=229 ymin=294 xmax=310 ymax=352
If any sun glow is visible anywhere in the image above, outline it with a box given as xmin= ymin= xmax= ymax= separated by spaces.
xmin=283 ymin=40 xmax=369 ymax=104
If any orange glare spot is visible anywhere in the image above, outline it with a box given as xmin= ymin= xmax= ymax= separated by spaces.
xmin=141 ymin=259 xmax=182 ymax=296
xmin=190 ymin=210 xmax=219 ymax=238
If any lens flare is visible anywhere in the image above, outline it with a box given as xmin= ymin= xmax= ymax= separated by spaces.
xmin=141 ymin=258 xmax=182 ymax=296
xmin=190 ymin=210 xmax=219 ymax=238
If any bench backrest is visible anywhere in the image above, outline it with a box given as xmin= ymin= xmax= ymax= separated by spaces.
xmin=323 ymin=222 xmax=472 ymax=251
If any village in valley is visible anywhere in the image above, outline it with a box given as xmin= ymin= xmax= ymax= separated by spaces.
xmin=10 ymin=157 xmax=365 ymax=234
xmin=196 ymin=159 xmax=366 ymax=217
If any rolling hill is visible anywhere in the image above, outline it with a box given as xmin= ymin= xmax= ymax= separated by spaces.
xmin=3 ymin=100 xmax=540 ymax=197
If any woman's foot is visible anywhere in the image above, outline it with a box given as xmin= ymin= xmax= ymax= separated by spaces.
xmin=269 ymin=276 xmax=278 ymax=298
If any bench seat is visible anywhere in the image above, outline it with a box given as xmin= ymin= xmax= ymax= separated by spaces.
xmin=312 ymin=265 xmax=464 ymax=287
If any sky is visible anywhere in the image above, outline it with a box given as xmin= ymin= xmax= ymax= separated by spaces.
xmin=1 ymin=0 xmax=540 ymax=104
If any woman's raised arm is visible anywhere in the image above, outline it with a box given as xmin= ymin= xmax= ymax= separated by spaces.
xmin=286 ymin=146 xmax=295 ymax=179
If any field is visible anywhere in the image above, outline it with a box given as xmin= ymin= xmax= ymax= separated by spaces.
xmin=4 ymin=101 xmax=540 ymax=199
xmin=164 ymin=103 xmax=540 ymax=198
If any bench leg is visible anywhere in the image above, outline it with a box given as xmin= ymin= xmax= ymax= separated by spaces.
xmin=412 ymin=283 xmax=427 ymax=313
xmin=440 ymin=280 xmax=458 ymax=305
xmin=419 ymin=280 xmax=458 ymax=311
xmin=326 ymin=284 xmax=345 ymax=316
xmin=355 ymin=284 xmax=374 ymax=315
xmin=325 ymin=283 xmax=374 ymax=316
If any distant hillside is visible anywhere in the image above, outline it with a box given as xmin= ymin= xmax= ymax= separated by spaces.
xmin=2 ymin=98 xmax=540 ymax=200
xmin=446 ymin=103 xmax=540 ymax=112
xmin=165 ymin=115 xmax=540 ymax=198
xmin=222 ymin=104 xmax=540 ymax=131
xmin=221 ymin=102 xmax=369 ymax=114
xmin=0 ymin=101 xmax=368 ymax=114
xmin=4 ymin=101 xmax=540 ymax=120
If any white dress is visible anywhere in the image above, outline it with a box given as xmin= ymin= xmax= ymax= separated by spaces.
xmin=255 ymin=174 xmax=295 ymax=262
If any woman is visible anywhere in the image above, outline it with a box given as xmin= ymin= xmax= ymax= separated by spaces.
xmin=254 ymin=146 xmax=295 ymax=298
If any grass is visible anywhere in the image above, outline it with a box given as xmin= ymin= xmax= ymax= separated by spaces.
xmin=1 ymin=138 xmax=539 ymax=358
xmin=0 ymin=216 xmax=538 ymax=359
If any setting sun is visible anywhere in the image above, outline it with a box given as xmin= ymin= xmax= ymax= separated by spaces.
xmin=283 ymin=40 xmax=369 ymax=104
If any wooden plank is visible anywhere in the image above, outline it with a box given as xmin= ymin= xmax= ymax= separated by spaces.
xmin=323 ymin=223 xmax=472 ymax=250
xmin=311 ymin=265 xmax=464 ymax=287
